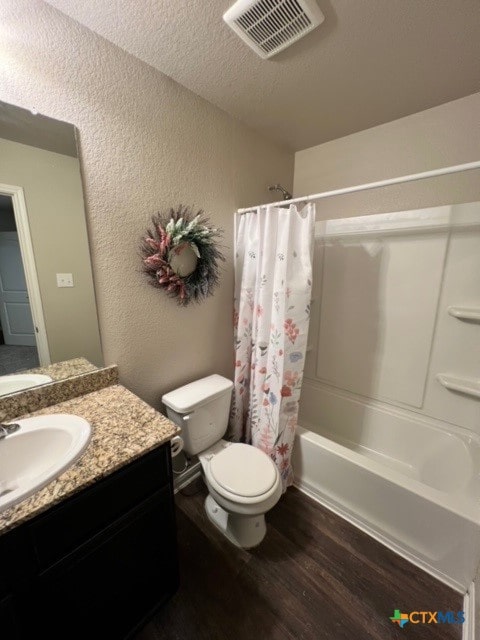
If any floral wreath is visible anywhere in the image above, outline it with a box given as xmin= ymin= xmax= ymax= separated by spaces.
xmin=141 ymin=205 xmax=224 ymax=305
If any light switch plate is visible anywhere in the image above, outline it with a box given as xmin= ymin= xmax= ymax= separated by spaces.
xmin=56 ymin=273 xmax=74 ymax=287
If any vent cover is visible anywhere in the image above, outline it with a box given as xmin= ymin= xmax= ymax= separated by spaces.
xmin=223 ymin=0 xmax=324 ymax=59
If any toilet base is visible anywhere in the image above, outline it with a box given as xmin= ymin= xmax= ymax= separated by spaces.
xmin=204 ymin=494 xmax=267 ymax=549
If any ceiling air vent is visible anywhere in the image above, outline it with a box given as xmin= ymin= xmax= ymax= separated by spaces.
xmin=223 ymin=0 xmax=324 ymax=59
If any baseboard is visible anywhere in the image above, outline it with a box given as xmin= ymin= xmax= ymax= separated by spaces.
xmin=173 ymin=461 xmax=201 ymax=494
xmin=294 ymin=478 xmax=465 ymax=594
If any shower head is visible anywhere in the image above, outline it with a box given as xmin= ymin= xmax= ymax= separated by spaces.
xmin=268 ymin=184 xmax=292 ymax=200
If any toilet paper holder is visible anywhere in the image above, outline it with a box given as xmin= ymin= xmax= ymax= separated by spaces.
xmin=170 ymin=435 xmax=184 ymax=458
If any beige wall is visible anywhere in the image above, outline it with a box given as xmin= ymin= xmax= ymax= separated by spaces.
xmin=294 ymin=92 xmax=480 ymax=219
xmin=0 ymin=0 xmax=293 ymax=407
xmin=0 ymin=138 xmax=103 ymax=365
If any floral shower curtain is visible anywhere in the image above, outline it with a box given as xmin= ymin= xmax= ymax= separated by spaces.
xmin=229 ymin=203 xmax=315 ymax=489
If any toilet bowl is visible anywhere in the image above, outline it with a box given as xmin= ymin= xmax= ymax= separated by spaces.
xmin=162 ymin=375 xmax=282 ymax=548
xmin=200 ymin=440 xmax=282 ymax=547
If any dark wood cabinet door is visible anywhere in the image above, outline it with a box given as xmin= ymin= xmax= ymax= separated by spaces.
xmin=31 ymin=444 xmax=172 ymax=570
xmin=0 ymin=596 xmax=19 ymax=639
xmin=25 ymin=487 xmax=178 ymax=640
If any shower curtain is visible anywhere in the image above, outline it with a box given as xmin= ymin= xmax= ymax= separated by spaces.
xmin=229 ymin=203 xmax=315 ymax=489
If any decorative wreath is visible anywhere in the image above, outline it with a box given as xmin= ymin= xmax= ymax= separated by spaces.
xmin=141 ymin=205 xmax=224 ymax=306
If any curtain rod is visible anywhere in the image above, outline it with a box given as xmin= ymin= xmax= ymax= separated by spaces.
xmin=237 ymin=160 xmax=480 ymax=214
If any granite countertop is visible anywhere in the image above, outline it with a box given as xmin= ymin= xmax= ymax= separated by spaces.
xmin=0 ymin=384 xmax=180 ymax=534
xmin=22 ymin=357 xmax=98 ymax=381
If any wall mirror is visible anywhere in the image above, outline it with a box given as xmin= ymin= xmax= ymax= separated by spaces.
xmin=0 ymin=100 xmax=103 ymax=397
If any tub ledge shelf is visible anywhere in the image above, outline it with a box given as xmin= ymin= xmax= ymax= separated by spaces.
xmin=447 ymin=306 xmax=480 ymax=322
xmin=436 ymin=374 xmax=480 ymax=399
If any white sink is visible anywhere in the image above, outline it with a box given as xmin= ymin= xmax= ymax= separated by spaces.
xmin=0 ymin=373 xmax=53 ymax=395
xmin=0 ymin=414 xmax=91 ymax=513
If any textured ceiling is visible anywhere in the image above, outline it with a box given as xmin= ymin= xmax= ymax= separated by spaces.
xmin=45 ymin=0 xmax=480 ymax=150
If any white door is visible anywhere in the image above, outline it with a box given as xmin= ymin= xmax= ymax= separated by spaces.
xmin=0 ymin=231 xmax=36 ymax=346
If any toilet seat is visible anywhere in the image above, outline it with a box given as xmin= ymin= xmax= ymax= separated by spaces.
xmin=205 ymin=443 xmax=280 ymax=505
xmin=210 ymin=443 xmax=277 ymax=497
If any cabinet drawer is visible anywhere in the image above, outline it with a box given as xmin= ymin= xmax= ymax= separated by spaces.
xmin=31 ymin=443 xmax=171 ymax=570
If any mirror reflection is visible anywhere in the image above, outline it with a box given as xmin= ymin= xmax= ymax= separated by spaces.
xmin=0 ymin=100 xmax=103 ymax=396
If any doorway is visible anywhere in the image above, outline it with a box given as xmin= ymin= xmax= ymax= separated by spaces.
xmin=0 ymin=195 xmax=39 ymax=373
xmin=0 ymin=186 xmax=50 ymax=373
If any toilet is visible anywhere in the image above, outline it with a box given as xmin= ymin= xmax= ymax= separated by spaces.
xmin=162 ymin=374 xmax=282 ymax=548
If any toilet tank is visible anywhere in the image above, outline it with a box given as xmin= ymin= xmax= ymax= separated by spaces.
xmin=162 ymin=374 xmax=234 ymax=455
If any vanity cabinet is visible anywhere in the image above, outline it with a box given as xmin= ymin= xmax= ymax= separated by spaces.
xmin=0 ymin=596 xmax=16 ymax=637
xmin=0 ymin=443 xmax=179 ymax=639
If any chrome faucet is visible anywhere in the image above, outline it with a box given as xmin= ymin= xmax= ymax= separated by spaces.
xmin=0 ymin=423 xmax=21 ymax=439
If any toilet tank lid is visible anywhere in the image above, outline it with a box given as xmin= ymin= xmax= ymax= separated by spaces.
xmin=162 ymin=374 xmax=233 ymax=413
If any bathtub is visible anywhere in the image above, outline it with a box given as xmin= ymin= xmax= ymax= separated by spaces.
xmin=293 ymin=387 xmax=480 ymax=592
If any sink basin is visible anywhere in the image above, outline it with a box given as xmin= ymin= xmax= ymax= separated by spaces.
xmin=0 ymin=373 xmax=53 ymax=395
xmin=0 ymin=414 xmax=91 ymax=513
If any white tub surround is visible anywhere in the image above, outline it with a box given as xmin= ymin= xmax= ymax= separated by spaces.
xmin=295 ymin=203 xmax=480 ymax=593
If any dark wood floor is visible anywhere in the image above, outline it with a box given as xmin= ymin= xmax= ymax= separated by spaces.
xmin=136 ymin=482 xmax=463 ymax=640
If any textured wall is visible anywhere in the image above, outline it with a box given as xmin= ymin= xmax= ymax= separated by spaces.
xmin=0 ymin=138 xmax=102 ymax=365
xmin=294 ymin=92 xmax=480 ymax=219
xmin=0 ymin=0 xmax=293 ymax=407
